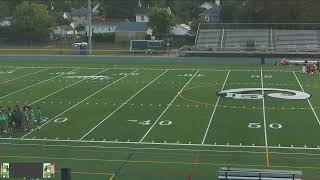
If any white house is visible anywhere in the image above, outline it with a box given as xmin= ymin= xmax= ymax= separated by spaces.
xmin=199 ymin=1 xmax=221 ymax=23
xmin=0 ymin=17 xmax=12 ymax=27
xmin=52 ymin=26 xmax=78 ymax=37
xmin=135 ymin=7 xmax=149 ymax=23
xmin=90 ymin=17 xmax=129 ymax=34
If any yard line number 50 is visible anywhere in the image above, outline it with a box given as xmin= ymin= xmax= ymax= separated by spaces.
xmin=248 ymin=123 xmax=282 ymax=129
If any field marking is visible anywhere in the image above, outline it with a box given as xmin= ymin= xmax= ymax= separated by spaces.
xmin=79 ymin=70 xmax=169 ymax=140
xmin=293 ymin=71 xmax=320 ymax=126
xmin=2 ymin=137 xmax=320 ymax=151
xmin=261 ymin=68 xmax=270 ymax=167
xmin=109 ymin=174 xmax=116 ymax=180
xmin=29 ymin=69 xmax=110 ymax=106
xmin=0 ymin=67 xmax=49 ymax=85
xmin=201 ymin=70 xmax=230 ymax=144
xmin=21 ymin=69 xmax=139 ymax=138
xmin=2 ymin=142 xmax=320 ymax=157
xmin=0 ymin=68 xmax=80 ymax=100
xmin=2 ymin=153 xmax=320 ymax=172
xmin=139 ymin=70 xmax=200 ymax=142
xmin=0 ymin=66 xmax=297 ymax=72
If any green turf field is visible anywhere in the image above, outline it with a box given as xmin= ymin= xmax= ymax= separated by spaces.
xmin=0 ymin=57 xmax=320 ymax=180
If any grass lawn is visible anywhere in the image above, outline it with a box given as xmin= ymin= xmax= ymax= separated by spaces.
xmin=0 ymin=57 xmax=319 ymax=179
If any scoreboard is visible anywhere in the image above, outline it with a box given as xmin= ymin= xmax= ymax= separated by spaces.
xmin=0 ymin=163 xmax=55 ymax=179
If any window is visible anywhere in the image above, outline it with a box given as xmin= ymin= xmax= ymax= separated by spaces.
xmin=141 ymin=15 xmax=145 ymax=21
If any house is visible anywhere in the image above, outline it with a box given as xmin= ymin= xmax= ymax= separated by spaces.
xmin=199 ymin=2 xmax=215 ymax=10
xmin=0 ymin=17 xmax=12 ymax=27
xmin=170 ymin=24 xmax=192 ymax=36
xmin=69 ymin=7 xmax=98 ymax=26
xmin=115 ymin=22 xmax=148 ymax=42
xmin=199 ymin=1 xmax=221 ymax=23
xmin=136 ymin=7 xmax=149 ymax=22
xmin=90 ymin=17 xmax=129 ymax=34
xmin=52 ymin=26 xmax=78 ymax=37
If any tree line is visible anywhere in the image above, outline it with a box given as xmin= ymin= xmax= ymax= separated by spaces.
xmin=0 ymin=0 xmax=320 ymax=43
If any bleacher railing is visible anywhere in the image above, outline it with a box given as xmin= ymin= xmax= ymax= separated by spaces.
xmin=199 ymin=23 xmax=320 ymax=30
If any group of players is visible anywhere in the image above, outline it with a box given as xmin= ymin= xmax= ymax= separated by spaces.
xmin=0 ymin=105 xmax=42 ymax=134
xmin=302 ymin=60 xmax=320 ymax=74
xmin=281 ymin=58 xmax=320 ymax=74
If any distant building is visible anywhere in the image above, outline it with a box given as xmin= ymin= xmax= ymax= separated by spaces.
xmin=69 ymin=7 xmax=99 ymax=26
xmin=115 ymin=22 xmax=149 ymax=42
xmin=199 ymin=2 xmax=215 ymax=10
xmin=52 ymin=26 xmax=78 ymax=37
xmin=89 ymin=16 xmax=129 ymax=34
xmin=199 ymin=1 xmax=221 ymax=23
xmin=0 ymin=17 xmax=12 ymax=27
xmin=135 ymin=7 xmax=149 ymax=22
xmin=170 ymin=24 xmax=192 ymax=36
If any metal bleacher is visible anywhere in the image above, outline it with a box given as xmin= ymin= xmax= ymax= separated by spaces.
xmin=194 ymin=24 xmax=320 ymax=52
xmin=218 ymin=167 xmax=302 ymax=180
xmin=273 ymin=30 xmax=320 ymax=52
xmin=223 ymin=29 xmax=269 ymax=51
xmin=196 ymin=29 xmax=222 ymax=50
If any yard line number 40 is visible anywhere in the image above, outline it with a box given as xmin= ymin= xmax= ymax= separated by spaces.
xmin=248 ymin=123 xmax=282 ymax=129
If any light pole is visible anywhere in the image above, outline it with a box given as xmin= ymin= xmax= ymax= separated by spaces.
xmin=88 ymin=0 xmax=92 ymax=54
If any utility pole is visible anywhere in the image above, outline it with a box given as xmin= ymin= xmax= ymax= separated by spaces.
xmin=88 ymin=0 xmax=92 ymax=54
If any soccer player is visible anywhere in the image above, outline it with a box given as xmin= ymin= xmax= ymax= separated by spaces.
xmin=0 ymin=110 xmax=8 ymax=134
xmin=21 ymin=107 xmax=28 ymax=131
xmin=13 ymin=105 xmax=21 ymax=129
xmin=27 ymin=107 xmax=35 ymax=129
xmin=316 ymin=60 xmax=320 ymax=73
xmin=5 ymin=107 xmax=13 ymax=133
xmin=35 ymin=107 xmax=42 ymax=128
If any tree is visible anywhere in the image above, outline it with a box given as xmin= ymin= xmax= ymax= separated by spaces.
xmin=148 ymin=6 xmax=175 ymax=38
xmin=190 ymin=17 xmax=206 ymax=35
xmin=0 ymin=1 xmax=10 ymax=18
xmin=101 ymin=0 xmax=138 ymax=19
xmin=10 ymin=1 xmax=55 ymax=42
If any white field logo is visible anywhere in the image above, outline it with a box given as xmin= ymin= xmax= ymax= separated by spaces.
xmin=64 ymin=76 xmax=110 ymax=80
xmin=217 ymin=88 xmax=310 ymax=100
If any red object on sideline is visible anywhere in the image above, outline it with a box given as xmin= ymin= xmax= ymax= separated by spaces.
xmin=188 ymin=172 xmax=192 ymax=180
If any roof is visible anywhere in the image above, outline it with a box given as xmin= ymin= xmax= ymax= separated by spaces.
xmin=199 ymin=2 xmax=215 ymax=9
xmin=136 ymin=7 xmax=149 ymax=15
xmin=70 ymin=7 xmax=98 ymax=17
xmin=199 ymin=7 xmax=220 ymax=16
xmin=116 ymin=22 xmax=148 ymax=32
xmin=92 ymin=16 xmax=129 ymax=26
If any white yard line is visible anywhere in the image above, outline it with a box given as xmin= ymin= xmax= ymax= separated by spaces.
xmin=29 ymin=68 xmax=110 ymax=106
xmin=1 ymin=137 xmax=320 ymax=151
xmin=201 ymin=70 xmax=230 ymax=144
xmin=261 ymin=68 xmax=269 ymax=150
xmin=21 ymin=69 xmax=139 ymax=138
xmin=0 ymin=68 xmax=80 ymax=100
xmin=3 ymin=142 xmax=320 ymax=156
xmin=2 ymin=66 xmax=296 ymax=72
xmin=293 ymin=71 xmax=320 ymax=126
xmin=79 ymin=70 xmax=169 ymax=140
xmin=0 ymin=68 xmax=50 ymax=85
xmin=139 ymin=70 xmax=200 ymax=142
xmin=261 ymin=68 xmax=270 ymax=167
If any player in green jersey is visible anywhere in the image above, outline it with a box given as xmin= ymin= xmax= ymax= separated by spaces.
xmin=0 ymin=110 xmax=8 ymax=134
xmin=35 ymin=107 xmax=42 ymax=128
xmin=6 ymin=107 xmax=13 ymax=133
xmin=27 ymin=107 xmax=35 ymax=129
xmin=21 ymin=107 xmax=28 ymax=131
